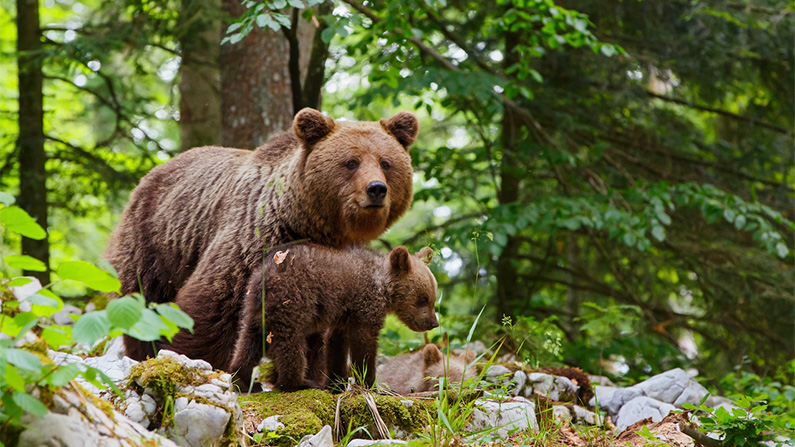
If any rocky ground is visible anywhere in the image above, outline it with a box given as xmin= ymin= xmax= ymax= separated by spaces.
xmin=13 ymin=333 xmax=782 ymax=447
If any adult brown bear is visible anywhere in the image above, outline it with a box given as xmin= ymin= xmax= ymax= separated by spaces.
xmin=105 ymin=108 xmax=419 ymax=365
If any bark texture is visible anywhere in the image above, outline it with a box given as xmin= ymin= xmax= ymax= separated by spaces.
xmin=178 ymin=0 xmax=223 ymax=151
xmin=16 ymin=0 xmax=49 ymax=283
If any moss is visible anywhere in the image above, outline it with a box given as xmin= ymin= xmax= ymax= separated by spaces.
xmin=127 ymin=356 xmax=201 ymax=398
xmin=338 ymin=393 xmax=434 ymax=437
xmin=73 ymin=382 xmax=116 ymax=421
xmin=239 ymin=389 xmax=335 ymax=446
xmin=88 ymin=337 xmax=110 ymax=357
xmin=256 ymin=362 xmax=274 ymax=382
xmin=88 ymin=293 xmax=109 ymax=311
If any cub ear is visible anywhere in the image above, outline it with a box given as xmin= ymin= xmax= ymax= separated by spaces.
xmin=381 ymin=111 xmax=419 ymax=148
xmin=422 ymin=344 xmax=443 ymax=366
xmin=293 ymin=108 xmax=335 ymax=146
xmin=389 ymin=246 xmax=412 ymax=276
xmin=416 ymin=247 xmax=434 ymax=266
xmin=461 ymin=349 xmax=476 ymax=364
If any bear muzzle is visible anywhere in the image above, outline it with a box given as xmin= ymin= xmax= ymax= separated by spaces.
xmin=365 ymin=181 xmax=388 ymax=206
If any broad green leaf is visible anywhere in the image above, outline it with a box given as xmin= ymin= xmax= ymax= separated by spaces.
xmin=5 ymin=365 xmax=26 ymax=392
xmin=6 ymin=277 xmax=33 ymax=287
xmin=106 ymin=297 xmax=144 ymax=331
xmin=6 ymin=348 xmax=42 ymax=371
xmin=775 ymin=242 xmax=789 ymax=258
xmin=56 ymin=261 xmax=121 ymax=293
xmin=126 ymin=308 xmax=169 ymax=342
xmin=156 ymin=303 xmax=194 ymax=332
xmin=41 ymin=325 xmax=71 ymax=349
xmin=12 ymin=391 xmax=48 ymax=417
xmin=0 ymin=206 xmax=47 ymax=240
xmin=72 ymin=311 xmax=111 ymax=346
xmin=651 ymin=225 xmax=666 ymax=242
xmin=49 ymin=363 xmax=82 ymax=387
xmin=26 ymin=293 xmax=59 ymax=308
xmin=4 ymin=255 xmax=47 ymax=272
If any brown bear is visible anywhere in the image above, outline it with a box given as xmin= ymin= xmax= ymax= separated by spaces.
xmin=227 ymin=244 xmax=439 ymax=391
xmin=377 ymin=343 xmax=477 ymax=394
xmin=104 ymin=108 xmax=419 ymax=362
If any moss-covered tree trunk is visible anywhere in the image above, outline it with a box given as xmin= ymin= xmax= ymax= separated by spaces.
xmin=16 ymin=0 xmax=49 ymax=283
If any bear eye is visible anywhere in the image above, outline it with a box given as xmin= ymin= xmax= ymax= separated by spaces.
xmin=416 ymin=295 xmax=429 ymax=307
xmin=346 ymin=160 xmax=359 ymax=170
xmin=380 ymin=160 xmax=391 ymax=171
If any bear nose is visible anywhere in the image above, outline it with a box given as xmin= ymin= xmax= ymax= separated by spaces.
xmin=366 ymin=181 xmax=388 ymax=203
xmin=429 ymin=320 xmax=439 ymax=329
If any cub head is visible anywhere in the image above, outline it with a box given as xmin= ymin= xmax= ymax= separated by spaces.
xmin=388 ymin=246 xmax=438 ymax=332
xmin=294 ymin=108 xmax=418 ymax=245
xmin=417 ymin=344 xmax=478 ymax=392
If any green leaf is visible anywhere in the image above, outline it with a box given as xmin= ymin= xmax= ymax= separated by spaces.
xmin=775 ymin=242 xmax=789 ymax=258
xmin=106 ymin=297 xmax=144 ymax=331
xmin=4 ymin=255 xmax=46 ymax=272
xmin=0 ymin=191 xmax=15 ymax=206
xmin=126 ymin=308 xmax=169 ymax=342
xmin=287 ymin=0 xmax=304 ymax=8
xmin=6 ymin=348 xmax=42 ymax=371
xmin=5 ymin=365 xmax=26 ymax=392
xmin=734 ymin=214 xmax=746 ymax=230
xmin=651 ymin=225 xmax=666 ymax=242
xmin=0 ymin=206 xmax=47 ymax=240
xmin=6 ymin=277 xmax=33 ymax=287
xmin=72 ymin=311 xmax=111 ymax=346
xmin=155 ymin=303 xmax=194 ymax=332
xmin=41 ymin=325 xmax=71 ymax=349
xmin=723 ymin=208 xmax=736 ymax=223
xmin=49 ymin=363 xmax=81 ymax=387
xmin=12 ymin=391 xmax=48 ymax=417
xmin=26 ymin=293 xmax=59 ymax=308
xmin=56 ymin=261 xmax=121 ymax=293
xmin=271 ymin=0 xmax=286 ymax=8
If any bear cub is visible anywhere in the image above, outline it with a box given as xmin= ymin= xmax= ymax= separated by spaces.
xmin=230 ymin=244 xmax=438 ymax=391
xmin=377 ymin=341 xmax=477 ymax=394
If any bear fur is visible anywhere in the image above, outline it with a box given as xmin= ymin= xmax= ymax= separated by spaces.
xmin=377 ymin=343 xmax=477 ymax=394
xmin=104 ymin=109 xmax=419 ymax=362
xmin=228 ymin=244 xmax=438 ymax=391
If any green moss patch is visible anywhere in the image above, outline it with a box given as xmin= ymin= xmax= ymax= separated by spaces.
xmin=127 ymin=356 xmax=202 ymax=398
xmin=338 ymin=393 xmax=434 ymax=437
xmin=240 ymin=389 xmax=334 ymax=446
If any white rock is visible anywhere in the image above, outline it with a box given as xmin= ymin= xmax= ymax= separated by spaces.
xmin=589 ymin=385 xmax=618 ymax=409
xmin=17 ymin=386 xmax=176 ymax=447
xmin=104 ymin=336 xmax=126 ymax=359
xmin=485 ymin=365 xmax=512 ymax=377
xmin=512 ymin=371 xmax=527 ymax=396
xmin=347 ymin=440 xmax=407 ymax=447
xmin=614 ymin=396 xmax=676 ymax=433
xmin=141 ymin=393 xmax=157 ymax=414
xmin=298 ymin=425 xmax=333 ymax=447
xmin=168 ymin=401 xmax=231 ymax=447
xmin=572 ymin=405 xmax=601 ymax=425
xmin=258 ymin=415 xmax=285 ymax=432
xmin=174 ymin=397 xmax=189 ymax=412
xmin=466 ymin=397 xmax=538 ymax=438
xmin=124 ymin=398 xmax=148 ymax=426
xmin=400 ymin=400 xmax=413 ymax=409
xmin=52 ymin=304 xmax=82 ymax=326
xmin=599 ymin=368 xmax=708 ymax=418
xmin=10 ymin=277 xmax=42 ymax=301
xmin=553 ymin=405 xmax=571 ymax=422
xmin=524 ymin=373 xmax=579 ymax=402
xmin=589 ymin=375 xmax=617 ymax=387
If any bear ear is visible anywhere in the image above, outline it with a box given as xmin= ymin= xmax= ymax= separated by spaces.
xmin=293 ymin=108 xmax=335 ymax=146
xmin=461 ymin=349 xmax=476 ymax=364
xmin=416 ymin=247 xmax=434 ymax=266
xmin=389 ymin=245 xmax=412 ymax=276
xmin=381 ymin=111 xmax=419 ymax=148
xmin=422 ymin=344 xmax=443 ymax=366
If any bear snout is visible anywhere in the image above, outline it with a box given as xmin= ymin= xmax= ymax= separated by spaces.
xmin=366 ymin=181 xmax=388 ymax=205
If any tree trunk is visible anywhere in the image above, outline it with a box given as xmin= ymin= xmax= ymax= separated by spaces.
xmin=495 ymin=30 xmax=521 ymax=322
xmin=220 ymin=0 xmax=329 ymax=148
xmin=16 ymin=0 xmax=49 ymax=284
xmin=178 ymin=0 xmax=223 ymax=151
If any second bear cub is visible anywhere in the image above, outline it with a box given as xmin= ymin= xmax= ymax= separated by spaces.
xmin=230 ymin=244 xmax=438 ymax=391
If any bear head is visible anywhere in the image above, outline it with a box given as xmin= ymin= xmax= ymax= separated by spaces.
xmin=293 ymin=108 xmax=418 ymax=245
xmin=387 ymin=246 xmax=439 ymax=332
xmin=417 ymin=344 xmax=477 ymax=392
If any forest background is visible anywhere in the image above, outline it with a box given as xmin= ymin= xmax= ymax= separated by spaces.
xmin=1 ymin=0 xmax=793 ymax=403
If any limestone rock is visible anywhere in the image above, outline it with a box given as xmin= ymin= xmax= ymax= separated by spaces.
xmin=485 ymin=365 xmax=512 ymax=377
xmin=17 ymin=385 xmax=176 ymax=447
xmin=166 ymin=401 xmax=231 ymax=447
xmin=598 ymin=368 xmax=708 ymax=419
xmin=298 ymin=425 xmax=333 ymax=447
xmin=524 ymin=373 xmax=579 ymax=402
xmin=346 ymin=440 xmax=407 ymax=447
xmin=466 ymin=396 xmax=538 ymax=438
xmin=258 ymin=415 xmax=285 ymax=432
xmin=614 ymin=396 xmax=676 ymax=433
